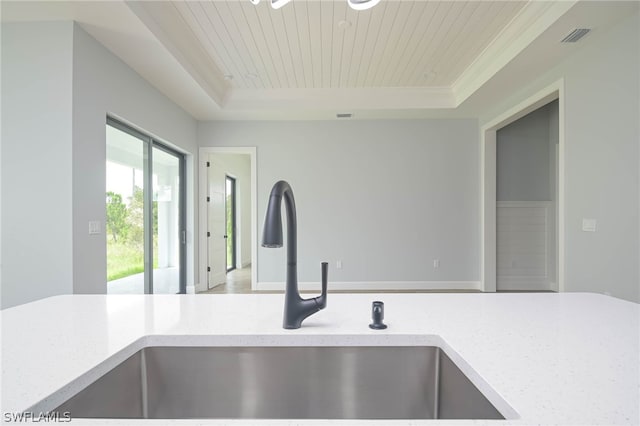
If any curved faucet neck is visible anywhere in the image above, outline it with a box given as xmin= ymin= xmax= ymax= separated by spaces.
xmin=266 ymin=181 xmax=299 ymax=295
xmin=280 ymin=186 xmax=297 ymax=270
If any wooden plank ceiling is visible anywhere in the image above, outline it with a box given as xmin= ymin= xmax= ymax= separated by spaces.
xmin=168 ymin=0 xmax=527 ymax=90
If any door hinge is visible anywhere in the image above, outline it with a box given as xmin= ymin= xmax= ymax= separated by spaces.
xmin=206 ymin=161 xmax=210 ymax=167
xmin=207 ymin=232 xmax=210 ymax=237
xmin=206 ymin=196 xmax=210 ymax=202
xmin=207 ymin=266 xmax=211 ymax=272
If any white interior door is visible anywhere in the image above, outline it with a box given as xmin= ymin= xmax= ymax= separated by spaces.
xmin=207 ymin=158 xmax=227 ymax=289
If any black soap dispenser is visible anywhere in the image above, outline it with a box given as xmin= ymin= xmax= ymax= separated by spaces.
xmin=369 ymin=301 xmax=387 ymax=330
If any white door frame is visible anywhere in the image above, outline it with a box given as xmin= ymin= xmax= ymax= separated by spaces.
xmin=480 ymin=79 xmax=565 ymax=293
xmin=198 ymin=147 xmax=257 ymax=292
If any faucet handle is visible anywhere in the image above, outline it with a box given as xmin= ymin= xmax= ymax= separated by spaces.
xmin=314 ymin=262 xmax=328 ymax=310
xmin=321 ymin=262 xmax=328 ymax=295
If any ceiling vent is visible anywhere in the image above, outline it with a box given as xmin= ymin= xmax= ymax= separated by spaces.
xmin=561 ymin=28 xmax=590 ymax=43
xmin=336 ymin=113 xmax=353 ymax=119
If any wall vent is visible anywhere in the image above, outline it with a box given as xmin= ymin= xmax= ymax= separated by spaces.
xmin=561 ymin=28 xmax=590 ymax=43
xmin=336 ymin=113 xmax=353 ymax=118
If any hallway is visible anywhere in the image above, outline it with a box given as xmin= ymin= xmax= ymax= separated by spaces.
xmin=199 ymin=267 xmax=252 ymax=294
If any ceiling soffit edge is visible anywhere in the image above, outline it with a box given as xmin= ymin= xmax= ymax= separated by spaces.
xmin=452 ymin=0 xmax=578 ymax=106
xmin=125 ymin=0 xmax=228 ymax=109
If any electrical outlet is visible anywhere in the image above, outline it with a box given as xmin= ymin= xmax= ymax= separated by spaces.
xmin=336 ymin=260 xmax=343 ymax=269
xmin=433 ymin=259 xmax=440 ymax=269
xmin=582 ymin=218 xmax=597 ymax=232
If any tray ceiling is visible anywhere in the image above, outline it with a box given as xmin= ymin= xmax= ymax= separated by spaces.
xmin=126 ymin=0 xmax=577 ymax=114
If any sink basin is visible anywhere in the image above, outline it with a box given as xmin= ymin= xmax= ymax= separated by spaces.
xmin=54 ymin=346 xmax=505 ymax=420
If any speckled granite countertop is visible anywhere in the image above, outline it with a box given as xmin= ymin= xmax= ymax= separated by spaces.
xmin=1 ymin=293 xmax=638 ymax=425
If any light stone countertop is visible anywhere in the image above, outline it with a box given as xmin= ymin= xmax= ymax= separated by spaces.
xmin=1 ymin=292 xmax=638 ymax=425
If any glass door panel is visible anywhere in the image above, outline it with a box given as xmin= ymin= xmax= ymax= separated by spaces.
xmin=106 ymin=125 xmax=146 ymax=294
xmin=225 ymin=176 xmax=236 ymax=272
xmin=152 ymin=147 xmax=181 ymax=294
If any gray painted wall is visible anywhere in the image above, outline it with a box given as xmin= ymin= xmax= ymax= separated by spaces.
xmin=198 ymin=119 xmax=480 ymax=286
xmin=1 ymin=22 xmax=74 ymax=309
xmin=1 ymin=22 xmax=198 ymax=308
xmin=481 ymin=12 xmax=640 ymax=302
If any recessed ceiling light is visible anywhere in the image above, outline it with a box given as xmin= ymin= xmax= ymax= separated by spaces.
xmin=224 ymin=74 xmax=234 ymax=81
xmin=338 ymin=20 xmax=352 ymax=30
xmin=336 ymin=113 xmax=353 ymax=119
xmin=245 ymin=73 xmax=258 ymax=80
xmin=424 ymin=70 xmax=437 ymax=79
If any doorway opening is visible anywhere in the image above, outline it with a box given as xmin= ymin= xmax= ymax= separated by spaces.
xmin=496 ymin=100 xmax=558 ymax=291
xmin=481 ymin=80 xmax=564 ymax=293
xmin=198 ymin=147 xmax=257 ymax=293
xmin=225 ymin=175 xmax=237 ymax=272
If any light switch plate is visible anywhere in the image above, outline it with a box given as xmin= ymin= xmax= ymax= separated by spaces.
xmin=582 ymin=218 xmax=596 ymax=232
xmin=89 ymin=221 xmax=101 ymax=235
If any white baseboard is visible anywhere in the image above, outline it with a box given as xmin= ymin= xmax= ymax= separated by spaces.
xmin=255 ymin=281 xmax=482 ymax=292
xmin=194 ymin=282 xmax=207 ymax=293
xmin=241 ymin=261 xmax=252 ymax=269
xmin=497 ymin=277 xmax=553 ymax=291
xmin=186 ymin=285 xmax=197 ymax=294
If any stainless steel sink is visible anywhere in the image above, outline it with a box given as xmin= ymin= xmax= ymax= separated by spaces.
xmin=54 ymin=346 xmax=504 ymax=420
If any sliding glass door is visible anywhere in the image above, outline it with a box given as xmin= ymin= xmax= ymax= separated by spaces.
xmin=106 ymin=118 xmax=186 ymax=294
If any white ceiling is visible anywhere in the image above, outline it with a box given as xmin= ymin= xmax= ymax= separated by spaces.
xmin=2 ymin=1 xmax=637 ymax=120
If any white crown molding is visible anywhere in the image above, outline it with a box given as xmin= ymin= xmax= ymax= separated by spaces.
xmin=225 ymin=87 xmax=456 ymax=111
xmin=452 ymin=0 xmax=577 ymax=106
xmin=125 ymin=1 xmax=227 ymax=109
